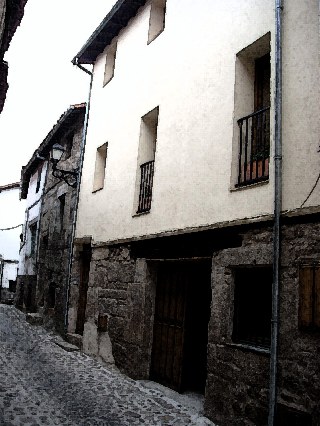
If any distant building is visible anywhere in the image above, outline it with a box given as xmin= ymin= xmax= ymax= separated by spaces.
xmin=0 ymin=182 xmax=25 ymax=303
xmin=16 ymin=104 xmax=86 ymax=335
xmin=0 ymin=0 xmax=28 ymax=113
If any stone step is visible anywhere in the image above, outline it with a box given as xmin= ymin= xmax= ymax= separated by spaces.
xmin=66 ymin=333 xmax=83 ymax=348
xmin=26 ymin=313 xmax=43 ymax=326
xmin=53 ymin=337 xmax=79 ymax=352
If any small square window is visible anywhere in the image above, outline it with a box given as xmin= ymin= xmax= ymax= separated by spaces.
xmin=103 ymin=42 xmax=117 ymax=86
xmin=93 ymin=143 xmax=108 ymax=192
xmin=299 ymin=265 xmax=320 ymax=330
xmin=232 ymin=267 xmax=272 ymax=348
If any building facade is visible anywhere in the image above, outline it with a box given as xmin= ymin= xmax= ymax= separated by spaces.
xmin=69 ymin=1 xmax=320 ymax=424
xmin=0 ymin=182 xmax=25 ymax=303
xmin=17 ymin=104 xmax=86 ymax=333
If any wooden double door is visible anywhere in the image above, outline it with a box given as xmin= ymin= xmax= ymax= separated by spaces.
xmin=150 ymin=260 xmax=212 ymax=393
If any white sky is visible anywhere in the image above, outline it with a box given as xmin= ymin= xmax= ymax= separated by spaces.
xmin=0 ymin=0 xmax=116 ymax=186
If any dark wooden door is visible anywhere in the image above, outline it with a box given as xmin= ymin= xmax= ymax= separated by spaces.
xmin=75 ymin=244 xmax=91 ymax=335
xmin=150 ymin=261 xmax=211 ymax=393
xmin=150 ymin=263 xmax=188 ymax=391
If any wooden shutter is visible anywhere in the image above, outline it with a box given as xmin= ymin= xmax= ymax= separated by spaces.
xmin=299 ymin=267 xmax=313 ymax=328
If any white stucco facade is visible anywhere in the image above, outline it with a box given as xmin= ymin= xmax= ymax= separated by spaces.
xmin=0 ymin=183 xmax=25 ymax=288
xmin=75 ymin=0 xmax=320 ymax=244
xmin=18 ymin=162 xmax=47 ymax=276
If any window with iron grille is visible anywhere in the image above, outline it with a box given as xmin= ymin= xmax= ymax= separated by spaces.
xmin=232 ymin=267 xmax=272 ymax=348
xmin=232 ymin=33 xmax=271 ymax=188
xmin=299 ymin=265 xmax=320 ymax=330
xmin=237 ymin=54 xmax=270 ymax=186
xmin=135 ymin=107 xmax=159 ymax=214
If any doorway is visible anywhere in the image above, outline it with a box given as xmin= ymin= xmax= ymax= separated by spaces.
xmin=150 ymin=260 xmax=212 ymax=393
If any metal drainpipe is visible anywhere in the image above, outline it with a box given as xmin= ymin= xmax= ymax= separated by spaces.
xmin=268 ymin=0 xmax=283 ymax=425
xmin=64 ymin=62 xmax=93 ymax=335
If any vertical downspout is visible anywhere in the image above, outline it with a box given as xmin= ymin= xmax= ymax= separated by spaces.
xmin=64 ymin=62 xmax=93 ymax=334
xmin=268 ymin=1 xmax=283 ymax=425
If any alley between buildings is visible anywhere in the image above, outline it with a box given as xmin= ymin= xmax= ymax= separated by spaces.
xmin=0 ymin=304 xmax=215 ymax=426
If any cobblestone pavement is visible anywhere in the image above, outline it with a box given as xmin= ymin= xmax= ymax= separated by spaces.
xmin=0 ymin=305 xmax=215 ymax=426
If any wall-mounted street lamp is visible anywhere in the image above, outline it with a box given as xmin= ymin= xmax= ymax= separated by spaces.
xmin=50 ymin=144 xmax=78 ymax=188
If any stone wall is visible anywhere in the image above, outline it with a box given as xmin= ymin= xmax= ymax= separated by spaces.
xmin=205 ymin=229 xmax=273 ymax=425
xmin=205 ymin=221 xmax=320 ymax=425
xmin=278 ymin=220 xmax=320 ymax=423
xmin=69 ymin=219 xmax=320 ymax=425
xmin=69 ymin=243 xmax=155 ymax=376
xmin=36 ymin=116 xmax=83 ymax=334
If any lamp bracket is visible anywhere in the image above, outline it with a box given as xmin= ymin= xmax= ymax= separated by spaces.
xmin=52 ymin=162 xmax=78 ymax=188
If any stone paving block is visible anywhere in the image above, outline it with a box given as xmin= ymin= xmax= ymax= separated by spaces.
xmin=0 ymin=305 xmax=216 ymax=425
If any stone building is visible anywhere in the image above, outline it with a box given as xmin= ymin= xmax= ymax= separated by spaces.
xmin=69 ymin=1 xmax=319 ymax=425
xmin=0 ymin=182 xmax=25 ymax=303
xmin=0 ymin=0 xmax=28 ymax=113
xmin=17 ymin=104 xmax=86 ymax=335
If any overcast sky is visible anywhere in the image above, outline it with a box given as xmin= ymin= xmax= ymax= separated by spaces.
xmin=0 ymin=0 xmax=116 ymax=186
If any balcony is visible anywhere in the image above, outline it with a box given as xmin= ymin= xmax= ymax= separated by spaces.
xmin=137 ymin=160 xmax=155 ymax=213
xmin=237 ymin=107 xmax=270 ymax=187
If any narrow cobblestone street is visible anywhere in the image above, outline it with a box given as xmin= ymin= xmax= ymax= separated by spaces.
xmin=0 ymin=305 xmax=215 ymax=426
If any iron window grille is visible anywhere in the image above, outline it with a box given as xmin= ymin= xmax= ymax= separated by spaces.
xmin=137 ymin=160 xmax=155 ymax=213
xmin=237 ymin=106 xmax=270 ymax=186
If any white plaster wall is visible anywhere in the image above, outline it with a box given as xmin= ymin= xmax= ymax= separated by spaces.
xmin=0 ymin=186 xmax=25 ymax=260
xmin=281 ymin=0 xmax=320 ymax=210
xmin=1 ymin=262 xmax=18 ymax=288
xmin=18 ymin=162 xmax=47 ymax=275
xmin=76 ymin=0 xmax=318 ymax=243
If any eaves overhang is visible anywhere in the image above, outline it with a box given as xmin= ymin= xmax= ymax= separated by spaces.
xmin=20 ymin=103 xmax=86 ymax=199
xmin=72 ymin=0 xmax=147 ymax=65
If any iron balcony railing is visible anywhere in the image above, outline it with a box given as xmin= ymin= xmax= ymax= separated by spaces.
xmin=137 ymin=160 xmax=155 ymax=213
xmin=237 ymin=107 xmax=270 ymax=186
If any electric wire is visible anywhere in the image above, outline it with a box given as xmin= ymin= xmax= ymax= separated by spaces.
xmin=300 ymin=170 xmax=320 ymax=208
xmin=0 ymin=223 xmax=23 ymax=231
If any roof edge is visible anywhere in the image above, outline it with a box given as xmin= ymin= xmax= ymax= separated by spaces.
xmin=72 ymin=0 xmax=147 ymax=65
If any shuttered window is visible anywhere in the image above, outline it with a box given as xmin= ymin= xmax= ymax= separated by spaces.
xmin=299 ymin=265 xmax=320 ymax=330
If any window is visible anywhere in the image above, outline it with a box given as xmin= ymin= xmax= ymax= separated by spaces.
xmin=47 ymin=282 xmax=56 ymax=308
xmin=232 ymin=33 xmax=271 ymax=187
xmin=93 ymin=143 xmax=108 ymax=192
xmin=9 ymin=280 xmax=16 ymax=293
xmin=148 ymin=0 xmax=166 ymax=44
xmin=30 ymin=223 xmax=37 ymax=256
xmin=64 ymin=132 xmax=74 ymax=159
xmin=135 ymin=107 xmax=159 ymax=213
xmin=232 ymin=267 xmax=272 ymax=348
xmin=59 ymin=194 xmax=65 ymax=233
xmin=36 ymin=165 xmax=42 ymax=193
xmin=103 ymin=41 xmax=117 ymax=86
xmin=299 ymin=265 xmax=320 ymax=330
